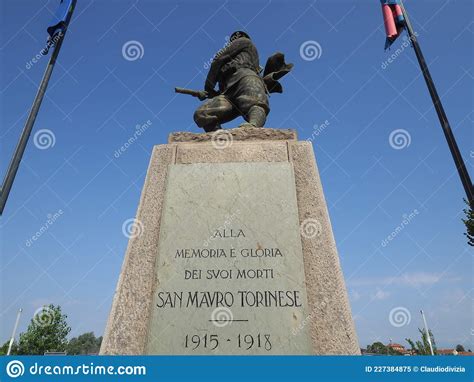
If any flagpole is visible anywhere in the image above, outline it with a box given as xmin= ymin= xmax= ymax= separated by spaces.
xmin=420 ymin=309 xmax=435 ymax=355
xmin=0 ymin=0 xmax=77 ymax=215
xmin=399 ymin=0 xmax=473 ymax=206
xmin=7 ymin=308 xmax=22 ymax=355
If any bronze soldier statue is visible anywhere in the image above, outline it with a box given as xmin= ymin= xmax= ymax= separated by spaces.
xmin=177 ymin=31 xmax=293 ymax=132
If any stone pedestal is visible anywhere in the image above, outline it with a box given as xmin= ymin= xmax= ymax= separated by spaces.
xmin=100 ymin=128 xmax=360 ymax=355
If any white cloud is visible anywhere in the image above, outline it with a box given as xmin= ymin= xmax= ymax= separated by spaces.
xmin=347 ymin=272 xmax=461 ymax=288
xmin=350 ymin=290 xmax=362 ymax=301
xmin=371 ymin=288 xmax=390 ymax=300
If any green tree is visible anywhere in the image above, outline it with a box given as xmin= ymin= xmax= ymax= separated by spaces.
xmin=406 ymin=328 xmax=437 ymax=355
xmin=17 ymin=305 xmax=71 ymax=355
xmin=455 ymin=344 xmax=465 ymax=352
xmin=366 ymin=341 xmax=401 ymax=355
xmin=66 ymin=332 xmax=102 ymax=355
xmin=368 ymin=341 xmax=386 ymax=354
xmin=462 ymin=199 xmax=474 ymax=246
xmin=0 ymin=340 xmax=18 ymax=355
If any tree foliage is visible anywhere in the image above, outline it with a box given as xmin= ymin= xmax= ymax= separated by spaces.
xmin=406 ymin=328 xmax=437 ymax=355
xmin=366 ymin=341 xmax=401 ymax=355
xmin=462 ymin=199 xmax=474 ymax=246
xmin=17 ymin=304 xmax=71 ymax=355
xmin=0 ymin=340 xmax=18 ymax=355
xmin=1 ymin=305 xmax=106 ymax=356
xmin=66 ymin=332 xmax=102 ymax=355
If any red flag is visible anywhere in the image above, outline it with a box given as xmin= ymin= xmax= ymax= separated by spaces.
xmin=381 ymin=0 xmax=406 ymax=49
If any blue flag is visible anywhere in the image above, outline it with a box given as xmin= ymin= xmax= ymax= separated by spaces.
xmin=47 ymin=0 xmax=74 ymax=37
xmin=42 ymin=0 xmax=75 ymax=55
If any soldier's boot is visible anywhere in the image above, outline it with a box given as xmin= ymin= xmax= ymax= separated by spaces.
xmin=240 ymin=106 xmax=267 ymax=128
xmin=202 ymin=124 xmax=222 ymax=133
xmin=193 ymin=110 xmax=220 ymax=132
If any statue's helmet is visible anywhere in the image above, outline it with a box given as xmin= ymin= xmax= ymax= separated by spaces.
xmin=229 ymin=31 xmax=250 ymax=42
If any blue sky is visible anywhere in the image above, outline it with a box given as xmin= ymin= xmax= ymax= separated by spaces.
xmin=0 ymin=0 xmax=472 ymax=350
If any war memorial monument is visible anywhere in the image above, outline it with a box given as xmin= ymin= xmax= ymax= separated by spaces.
xmin=100 ymin=31 xmax=359 ymax=355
